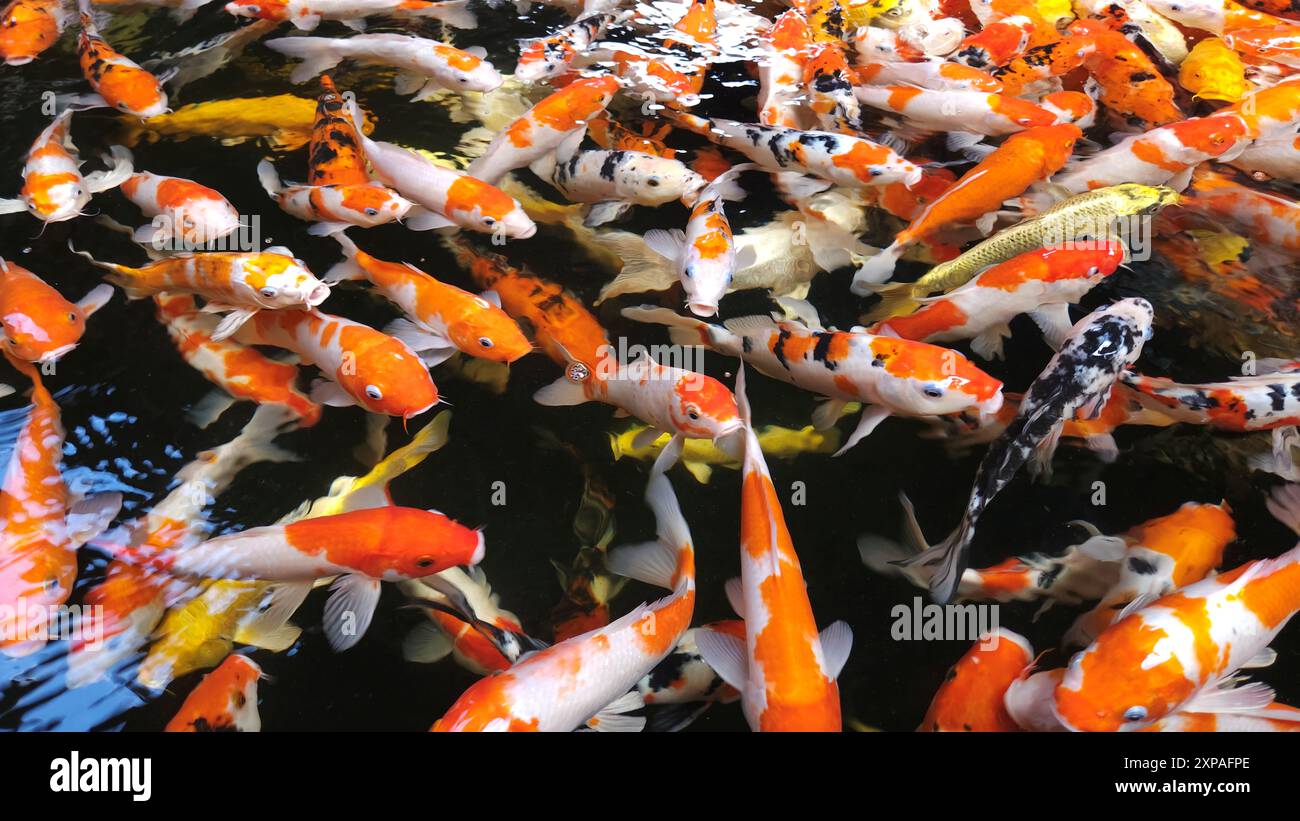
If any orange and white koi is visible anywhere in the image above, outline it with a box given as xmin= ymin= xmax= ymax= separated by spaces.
xmin=1232 ymin=129 xmax=1300 ymax=179
xmin=256 ymin=159 xmax=413 ymax=236
xmin=0 ymin=108 xmax=132 ymax=223
xmin=641 ymin=163 xmax=754 ymax=317
xmin=870 ymin=244 xmax=1126 ymax=359
xmin=899 ymin=299 xmax=1155 ymax=603
xmin=449 ymin=237 xmax=610 ymax=369
xmin=624 ymin=306 xmax=1005 ymax=455
xmin=120 ymin=170 xmax=242 ymax=246
xmin=233 ymin=308 xmax=439 ymax=419
xmin=1144 ymin=0 xmax=1295 ymax=33
xmin=528 ymin=134 xmax=706 ymax=227
xmin=857 ymin=59 xmax=1003 ymax=92
xmin=1073 ymin=0 xmax=1190 ymax=66
xmin=0 ymin=0 xmax=69 ymax=66
xmin=1224 ymin=24 xmax=1300 ymax=68
xmin=325 ymin=234 xmax=531 ymax=366
xmin=165 ymin=655 xmax=262 ymax=731
xmin=954 ymin=14 xmax=1035 ymax=68
xmin=76 ymin=7 xmax=170 ymax=119
xmin=671 ymin=114 xmax=923 ymax=192
xmin=432 ymin=438 xmax=696 ymax=732
xmin=920 ymin=629 xmax=1033 ymax=731
xmin=1 ymin=357 xmax=121 ymax=657
xmin=267 ymin=33 xmax=500 ymax=98
xmin=992 ymin=34 xmax=1096 ymax=96
xmin=1055 ymin=493 xmax=1300 ymax=731
xmin=1120 ymin=358 xmax=1300 ymax=431
xmin=1065 ymin=502 xmax=1236 ymax=647
xmin=853 ymin=123 xmax=1083 ymax=285
xmin=1070 ymin=19 xmax=1182 ymax=129
xmin=804 ymin=40 xmax=863 ymax=131
xmin=758 ymin=10 xmax=812 ymax=129
xmin=399 ymin=567 xmax=523 ymax=675
xmin=71 ymin=246 xmax=330 ymax=341
xmin=154 ymin=292 xmax=322 ymax=427
xmin=514 ymin=13 xmax=612 ymax=85
xmin=693 ymin=367 xmax=852 ymax=731
xmin=1222 ymin=75 xmax=1300 ymax=138
xmin=1182 ymin=166 xmax=1300 ymax=251
xmin=66 ymin=404 xmax=297 ymax=687
xmin=347 ymin=98 xmax=536 ymax=238
xmin=0 ymin=258 xmax=112 ymax=364
xmin=853 ymin=86 xmax=1058 ymax=139
xmin=1040 ymin=89 xmax=1098 ymax=128
xmin=465 ymin=75 xmax=621 ymax=184
xmin=1054 ymin=113 xmax=1252 ymax=193
xmin=223 ymin=0 xmax=477 ymax=31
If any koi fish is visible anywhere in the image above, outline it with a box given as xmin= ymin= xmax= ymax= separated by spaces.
xmin=0 ymin=259 xmax=112 ymax=364
xmin=324 ymin=233 xmax=531 ymax=366
xmin=624 ymin=305 xmax=1004 ymax=456
xmin=0 ymin=108 xmax=132 ymax=223
xmin=635 ymin=620 xmax=744 ymax=731
xmin=0 ymin=0 xmax=70 ymax=66
xmin=857 ymin=60 xmax=1003 ymax=92
xmin=868 ymin=243 xmax=1126 ymax=359
xmin=514 ymin=13 xmax=612 ymax=85
xmin=1 ymin=358 xmax=122 ymax=657
xmin=805 ymin=39 xmax=862 ymax=132
xmin=920 ymin=629 xmax=1033 ymax=731
xmin=1065 ymin=501 xmax=1236 ymax=647
xmin=992 ymin=34 xmax=1096 ymax=97
xmin=954 ymin=14 xmax=1035 ymax=68
xmin=1140 ymin=703 xmax=1300 ymax=731
xmin=120 ymin=170 xmax=243 ymax=247
xmin=1074 ymin=0 xmax=1189 ymax=66
xmin=447 ymin=237 xmax=610 ymax=369
xmin=1144 ymin=0 xmax=1294 ymax=34
xmin=1224 ymin=24 xmax=1300 ymax=69
xmin=399 ymin=567 xmax=524 ymax=675
xmin=1120 ymin=359 xmax=1300 ymax=432
xmin=223 ymin=0 xmax=478 ymax=31
xmin=154 ymin=292 xmax=322 ymax=428
xmin=609 ymin=422 xmax=843 ymax=484
xmin=528 ymin=133 xmax=706 ymax=228
xmin=694 ymin=366 xmax=852 ymax=731
xmin=164 ymin=655 xmax=263 ymax=731
xmin=1070 ymin=19 xmax=1182 ymax=129
xmin=864 ymin=184 xmax=1179 ymax=318
xmin=432 ymin=438 xmax=697 ymax=732
xmin=1182 ymin=166 xmax=1300 ymax=251
xmin=758 ymin=10 xmax=812 ymax=129
xmin=1054 ymin=487 xmax=1300 ymax=731
xmin=256 ymin=159 xmax=413 ymax=236
xmin=465 ymin=75 xmax=621 ymax=184
xmin=138 ymin=412 xmax=452 ymax=690
xmin=76 ymin=7 xmax=170 ymax=119
xmin=853 ymin=123 xmax=1083 ymax=286
xmin=267 ymin=34 xmax=500 ymax=98
xmin=640 ymin=163 xmax=754 ymax=317
xmin=113 ymin=94 xmax=369 ymax=153
xmin=898 ymin=298 xmax=1155 ymax=603
xmin=71 ymin=246 xmax=330 ymax=341
xmin=232 ymin=308 xmax=439 ymax=419
xmin=853 ymin=86 xmax=1058 ymax=141
xmin=347 ymin=97 xmax=537 ymax=237
xmin=1180 ymin=36 xmax=1253 ymax=103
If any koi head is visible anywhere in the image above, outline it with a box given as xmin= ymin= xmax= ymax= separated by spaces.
xmin=1169 ymin=114 xmax=1250 ymax=161
xmin=362 ymin=509 xmax=484 ymax=580
xmin=1142 ymin=0 xmax=1223 ymax=31
xmin=1041 ymin=92 xmax=1095 ymax=128
xmin=241 ymin=254 xmax=331 ymax=310
xmin=992 ymin=95 xmax=1057 ymax=129
xmin=22 ymin=173 xmax=90 ymax=223
xmin=0 ymin=0 xmax=61 ymax=66
xmin=870 ymin=338 xmax=1005 ymax=418
xmin=447 ymin=176 xmax=536 ymax=238
xmin=2 ymin=302 xmax=82 ymax=364
xmin=1054 ymin=615 xmax=1197 ymax=731
xmin=436 ymin=45 xmax=504 ymax=93
xmin=337 ymin=329 xmax=439 ymax=419
xmin=335 ymin=183 xmax=413 ymax=227
xmin=1095 ymin=297 xmax=1156 ymax=360
xmin=224 ymin=0 xmax=288 ymax=20
xmin=623 ymin=156 xmax=707 ymax=206
xmin=446 ymin=303 xmax=533 ymax=364
xmin=0 ymin=546 xmax=78 ymax=657
xmin=171 ymin=197 xmax=243 ymax=245
xmin=670 ymin=372 xmax=742 ymax=441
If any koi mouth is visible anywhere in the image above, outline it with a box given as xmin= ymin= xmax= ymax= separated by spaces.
xmin=306 ymin=283 xmax=331 ymax=305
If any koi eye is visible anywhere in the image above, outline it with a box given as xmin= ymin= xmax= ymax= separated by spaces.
xmin=647 ymin=177 xmax=660 ymax=187
xmin=686 ymin=405 xmax=701 ymax=420
xmin=483 ymin=217 xmax=495 ymax=226
xmin=365 ymin=384 xmax=383 ymax=401
xmin=68 ymin=312 xmax=77 ymax=322
xmin=478 ymin=337 xmax=494 ymax=349
xmin=117 ymin=102 xmax=129 ymax=110
xmin=415 ymin=555 xmax=437 ymax=569
xmin=1123 ymin=706 xmax=1148 ymax=722
xmin=923 ymin=386 xmax=944 ymax=398
xmin=365 ymin=208 xmax=378 ymax=216
xmin=458 ymin=77 xmax=468 ymax=83
xmin=260 ymin=287 xmax=278 ymax=299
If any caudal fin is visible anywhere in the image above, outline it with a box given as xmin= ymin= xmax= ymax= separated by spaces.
xmin=890 ymin=491 xmax=972 ymax=604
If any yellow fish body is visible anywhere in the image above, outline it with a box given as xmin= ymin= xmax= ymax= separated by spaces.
xmin=116 ymin=95 xmax=377 ymax=151
xmin=609 ymin=423 xmax=843 ymax=483
xmin=1180 ymin=38 xmax=1251 ymax=103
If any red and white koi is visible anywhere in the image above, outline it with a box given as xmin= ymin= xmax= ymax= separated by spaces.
xmin=857 ymin=59 xmax=1003 ymax=92
xmin=233 ymin=308 xmax=440 ymax=419
xmin=694 ymin=367 xmax=852 ymax=731
xmin=758 ymin=10 xmax=812 ymax=129
xmin=1 ymin=0 xmax=70 ymax=66
xmin=920 ymin=629 xmax=1033 ymax=731
xmin=953 ymin=14 xmax=1035 ymax=68
xmin=853 ymin=85 xmax=1058 ymax=139
xmin=165 ymin=655 xmax=263 ymax=731
xmin=76 ymin=7 xmax=170 ymax=119
xmin=120 ymin=170 xmax=242 ymax=246
xmin=623 ymin=305 xmax=1004 ymax=455
xmin=223 ymin=0 xmax=477 ymax=31
xmin=71 ymin=246 xmax=330 ymax=341
xmin=256 ymin=159 xmax=413 ymax=236
xmin=266 ymin=33 xmax=501 ymax=98
xmin=0 ymin=258 xmax=112 ymax=364
xmin=514 ymin=13 xmax=612 ymax=85
xmin=399 ymin=567 xmax=524 ymax=675
xmin=0 ymin=109 xmax=132 ymax=223
xmin=465 ymin=75 xmax=621 ymax=184
xmin=432 ymin=439 xmax=696 ymax=732
xmin=640 ymin=163 xmax=754 ymax=317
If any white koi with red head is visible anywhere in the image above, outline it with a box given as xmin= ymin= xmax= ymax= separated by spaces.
xmin=641 ymin=164 xmax=754 ymax=317
xmin=515 ymin=13 xmax=612 ymax=85
xmin=223 ymin=0 xmax=478 ymax=31
xmin=257 ymin=160 xmax=411 ymax=237
xmin=694 ymin=366 xmax=852 ymax=731
xmin=432 ymin=438 xmax=697 ymax=732
xmin=854 ymin=85 xmax=1057 ymax=136
xmin=623 ymin=306 xmax=1005 ymax=456
xmin=758 ymin=10 xmax=812 ymax=129
xmin=0 ymin=109 xmax=132 ymax=223
xmin=267 ymin=33 xmax=500 ymax=98
xmin=121 ymin=170 xmax=242 ymax=247
xmin=465 ymin=75 xmax=621 ymax=184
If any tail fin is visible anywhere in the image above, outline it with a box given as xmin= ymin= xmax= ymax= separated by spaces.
xmin=255 ymin=159 xmax=283 ymax=198
xmin=264 ymin=37 xmax=344 ymax=84
xmin=408 ymin=0 xmax=478 ymax=28
xmin=860 ymin=281 xmax=921 ymax=322
xmin=1267 ymin=484 xmax=1300 ymax=537
xmin=891 ymin=491 xmax=971 ymax=604
xmin=591 ymin=231 xmax=680 ymax=304
xmin=323 ymin=233 xmax=368 ymax=284
xmin=68 ymin=242 xmax=150 ymax=299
